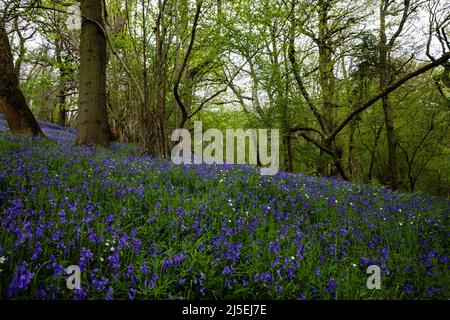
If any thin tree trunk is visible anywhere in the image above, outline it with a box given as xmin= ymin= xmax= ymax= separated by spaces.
xmin=55 ymin=40 xmax=67 ymax=126
xmin=436 ymin=169 xmax=443 ymax=197
xmin=155 ymin=0 xmax=169 ymax=157
xmin=348 ymin=120 xmax=357 ymax=178
xmin=285 ymin=132 xmax=294 ymax=172
xmin=379 ymin=0 xmax=400 ymax=189
xmin=367 ymin=123 xmax=384 ymax=182
xmin=173 ymin=1 xmax=202 ymax=129
xmin=317 ymin=0 xmax=336 ymax=176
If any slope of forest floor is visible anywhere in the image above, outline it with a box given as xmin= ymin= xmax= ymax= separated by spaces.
xmin=0 ymin=119 xmax=449 ymax=299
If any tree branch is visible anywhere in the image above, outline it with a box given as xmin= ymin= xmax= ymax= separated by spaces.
xmin=173 ymin=1 xmax=202 ymax=126
xmin=326 ymin=51 xmax=450 ymax=143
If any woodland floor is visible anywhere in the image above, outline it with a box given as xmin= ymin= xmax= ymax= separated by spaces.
xmin=0 ymin=117 xmax=448 ymax=299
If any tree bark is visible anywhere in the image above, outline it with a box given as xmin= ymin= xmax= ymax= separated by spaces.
xmin=173 ymin=1 xmax=202 ymax=130
xmin=379 ymin=0 xmax=400 ymax=189
xmin=75 ymin=0 xmax=112 ymax=146
xmin=348 ymin=120 xmax=357 ymax=178
xmin=317 ymin=0 xmax=336 ymax=176
xmin=0 ymin=19 xmax=43 ymax=136
xmin=154 ymin=3 xmax=169 ymax=157
xmin=367 ymin=123 xmax=384 ymax=182
xmin=55 ymin=40 xmax=67 ymax=127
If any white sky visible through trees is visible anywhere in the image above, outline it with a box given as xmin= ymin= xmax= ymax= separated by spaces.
xmin=2 ymin=0 xmax=449 ymax=112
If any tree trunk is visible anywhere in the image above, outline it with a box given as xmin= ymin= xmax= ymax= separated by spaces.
xmin=379 ymin=0 xmax=399 ymax=189
xmin=138 ymin=0 xmax=169 ymax=156
xmin=317 ymin=0 xmax=336 ymax=176
xmin=284 ymin=132 xmax=294 ymax=172
xmin=75 ymin=0 xmax=112 ymax=146
xmin=382 ymin=95 xmax=399 ymax=189
xmin=55 ymin=40 xmax=67 ymax=127
xmin=0 ymin=19 xmax=43 ymax=136
xmin=436 ymin=169 xmax=443 ymax=197
xmin=348 ymin=120 xmax=357 ymax=178
xmin=156 ymin=39 xmax=169 ymax=157
xmin=367 ymin=123 xmax=384 ymax=182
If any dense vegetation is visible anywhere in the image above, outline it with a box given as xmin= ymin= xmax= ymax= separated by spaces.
xmin=0 ymin=0 xmax=449 ymax=301
xmin=0 ymin=122 xmax=449 ymax=299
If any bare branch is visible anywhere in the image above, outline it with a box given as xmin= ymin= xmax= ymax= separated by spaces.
xmin=327 ymin=51 xmax=450 ymax=143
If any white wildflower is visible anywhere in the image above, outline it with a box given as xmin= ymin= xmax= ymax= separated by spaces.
xmin=0 ymin=256 xmax=6 ymax=264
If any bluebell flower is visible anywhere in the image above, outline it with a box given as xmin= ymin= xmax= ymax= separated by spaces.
xmin=222 ymin=266 xmax=234 ymax=276
xmin=260 ymin=272 xmax=273 ymax=284
xmin=326 ymin=278 xmax=338 ymax=297
xmin=315 ymin=268 xmax=321 ymax=277
xmin=74 ymin=288 xmax=87 ymax=300
xmin=105 ymin=287 xmax=113 ymax=300
xmin=381 ymin=247 xmax=389 ymax=260
xmin=141 ymin=264 xmax=151 ymax=275
xmin=107 ymin=253 xmax=120 ymax=270
xmin=426 ymin=287 xmax=439 ymax=297
xmin=92 ymin=277 xmax=109 ymax=291
xmin=268 ymin=241 xmax=280 ymax=254
xmin=8 ymin=262 xmax=34 ymax=297
xmin=403 ymin=284 xmax=414 ymax=293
